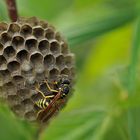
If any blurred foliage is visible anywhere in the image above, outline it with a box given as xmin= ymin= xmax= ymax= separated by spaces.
xmin=0 ymin=0 xmax=140 ymax=140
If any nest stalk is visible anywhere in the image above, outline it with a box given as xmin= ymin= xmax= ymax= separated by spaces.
xmin=5 ymin=0 xmax=18 ymax=22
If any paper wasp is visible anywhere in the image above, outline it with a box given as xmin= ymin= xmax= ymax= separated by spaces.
xmin=34 ymin=76 xmax=70 ymax=122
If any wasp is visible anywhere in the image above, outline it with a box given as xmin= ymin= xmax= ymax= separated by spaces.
xmin=34 ymin=76 xmax=70 ymax=122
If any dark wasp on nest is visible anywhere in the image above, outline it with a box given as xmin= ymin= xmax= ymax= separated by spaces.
xmin=34 ymin=75 xmax=71 ymax=122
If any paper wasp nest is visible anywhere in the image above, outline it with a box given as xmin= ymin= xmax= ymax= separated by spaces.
xmin=0 ymin=17 xmax=75 ymax=122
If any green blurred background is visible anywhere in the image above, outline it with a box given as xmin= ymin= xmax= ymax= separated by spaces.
xmin=0 ymin=0 xmax=140 ymax=140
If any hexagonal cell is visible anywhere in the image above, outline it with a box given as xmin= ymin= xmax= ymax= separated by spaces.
xmin=20 ymin=24 xmax=32 ymax=37
xmin=45 ymin=28 xmax=55 ymax=40
xmin=55 ymin=32 xmax=62 ymax=41
xmin=0 ymin=43 xmax=4 ymax=54
xmin=0 ymin=55 xmax=7 ymax=70
xmin=3 ymin=82 xmax=16 ymax=95
xmin=0 ymin=69 xmax=11 ymax=84
xmin=49 ymin=68 xmax=60 ymax=79
xmin=21 ymin=98 xmax=34 ymax=112
xmin=3 ymin=46 xmax=16 ymax=59
xmin=11 ymin=104 xmax=25 ymax=117
xmin=7 ymin=61 xmax=20 ymax=72
xmin=35 ymin=72 xmax=45 ymax=81
xmin=8 ymin=23 xmax=20 ymax=34
xmin=61 ymin=67 xmax=71 ymax=76
xmin=44 ymin=54 xmax=55 ymax=68
xmin=25 ymin=76 xmax=36 ymax=88
xmin=0 ymin=32 xmax=12 ymax=44
xmin=65 ymin=54 xmax=74 ymax=67
xmin=40 ymin=20 xmax=48 ymax=29
xmin=25 ymin=38 xmax=37 ymax=52
xmin=12 ymin=36 xmax=24 ymax=49
xmin=30 ymin=53 xmax=44 ymax=73
xmin=7 ymin=95 xmax=22 ymax=106
xmin=12 ymin=75 xmax=25 ymax=88
xmin=38 ymin=39 xmax=49 ymax=55
xmin=21 ymin=61 xmax=32 ymax=73
xmin=0 ymin=22 xmax=8 ymax=33
xmin=50 ymin=41 xmax=60 ymax=54
xmin=33 ymin=27 xmax=44 ymax=39
xmin=24 ymin=111 xmax=36 ymax=121
xmin=61 ymin=42 xmax=69 ymax=54
xmin=56 ymin=55 xmax=65 ymax=68
xmin=17 ymin=88 xmax=31 ymax=100
xmin=0 ymin=86 xmax=7 ymax=99
xmin=16 ymin=49 xmax=29 ymax=63
xmin=30 ymin=52 xmax=43 ymax=65
xmin=25 ymin=17 xmax=39 ymax=27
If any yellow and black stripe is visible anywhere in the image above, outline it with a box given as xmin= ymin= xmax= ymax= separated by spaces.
xmin=36 ymin=98 xmax=49 ymax=109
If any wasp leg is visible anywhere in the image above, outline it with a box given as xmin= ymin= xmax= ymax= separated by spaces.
xmin=35 ymin=84 xmax=46 ymax=98
xmin=35 ymin=84 xmax=55 ymax=99
xmin=36 ymin=109 xmax=43 ymax=120
xmin=44 ymin=80 xmax=58 ymax=93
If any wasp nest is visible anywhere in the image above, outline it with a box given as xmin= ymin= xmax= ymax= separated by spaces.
xmin=0 ymin=17 xmax=75 ymax=122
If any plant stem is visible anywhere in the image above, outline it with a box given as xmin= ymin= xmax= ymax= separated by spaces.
xmin=5 ymin=0 xmax=18 ymax=22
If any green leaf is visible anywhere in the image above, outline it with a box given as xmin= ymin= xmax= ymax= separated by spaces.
xmin=126 ymin=17 xmax=140 ymax=140
xmin=40 ymin=108 xmax=107 ymax=140
xmin=0 ymin=105 xmax=36 ymax=140
xmin=64 ymin=8 xmax=138 ymax=47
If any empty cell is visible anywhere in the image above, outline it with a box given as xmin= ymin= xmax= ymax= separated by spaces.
xmin=24 ymin=111 xmax=36 ymax=121
xmin=7 ymin=61 xmax=20 ymax=72
xmin=4 ymin=82 xmax=16 ymax=95
xmin=12 ymin=75 xmax=25 ymax=87
xmin=8 ymin=95 xmax=21 ymax=106
xmin=50 ymin=41 xmax=60 ymax=54
xmin=38 ymin=39 xmax=49 ymax=55
xmin=55 ymin=32 xmax=62 ymax=41
xmin=40 ymin=20 xmax=48 ymax=29
xmin=45 ymin=28 xmax=55 ymax=40
xmin=3 ymin=46 xmax=16 ymax=59
xmin=0 ymin=43 xmax=4 ymax=54
xmin=12 ymin=36 xmax=24 ymax=49
xmin=35 ymin=72 xmax=45 ymax=81
xmin=44 ymin=54 xmax=55 ymax=68
xmin=61 ymin=68 xmax=71 ymax=76
xmin=61 ymin=42 xmax=69 ymax=54
xmin=65 ymin=55 xmax=74 ymax=67
xmin=56 ymin=55 xmax=65 ymax=68
xmin=20 ymin=24 xmax=32 ymax=37
xmin=16 ymin=49 xmax=29 ymax=62
xmin=30 ymin=53 xmax=44 ymax=74
xmin=26 ymin=17 xmax=39 ymax=26
xmin=49 ymin=68 xmax=59 ymax=78
xmin=0 ymin=32 xmax=12 ymax=44
xmin=0 ymin=22 xmax=8 ymax=33
xmin=0 ymin=86 xmax=7 ymax=99
xmin=30 ymin=53 xmax=43 ymax=65
xmin=17 ymin=88 xmax=30 ymax=99
xmin=33 ymin=27 xmax=44 ymax=38
xmin=11 ymin=104 xmax=24 ymax=117
xmin=0 ymin=55 xmax=7 ymax=70
xmin=8 ymin=23 xmax=20 ymax=33
xmin=21 ymin=98 xmax=34 ymax=111
xmin=25 ymin=38 xmax=37 ymax=52
xmin=0 ymin=69 xmax=11 ymax=84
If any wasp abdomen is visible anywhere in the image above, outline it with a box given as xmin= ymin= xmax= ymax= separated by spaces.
xmin=36 ymin=99 xmax=49 ymax=109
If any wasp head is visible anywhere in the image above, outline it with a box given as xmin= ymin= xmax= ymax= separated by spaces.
xmin=59 ymin=77 xmax=70 ymax=97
